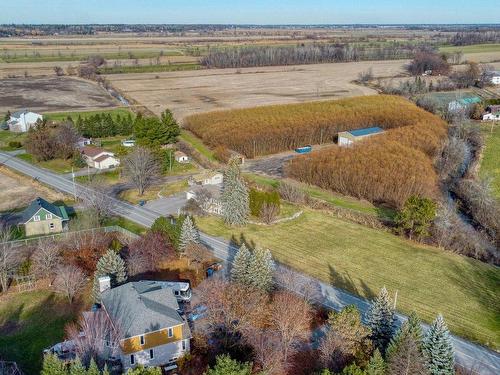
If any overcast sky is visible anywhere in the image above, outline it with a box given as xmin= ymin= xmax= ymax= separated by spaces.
xmin=1 ymin=0 xmax=497 ymax=24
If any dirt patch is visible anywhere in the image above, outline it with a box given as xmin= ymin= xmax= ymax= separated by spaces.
xmin=106 ymin=60 xmax=408 ymax=120
xmin=0 ymin=76 xmax=120 ymax=113
xmin=0 ymin=167 xmax=68 ymax=212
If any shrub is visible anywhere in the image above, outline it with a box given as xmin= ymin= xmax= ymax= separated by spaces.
xmin=249 ymin=188 xmax=280 ymax=217
xmin=279 ymin=180 xmax=306 ymax=203
xmin=8 ymin=141 xmax=22 ymax=148
xmin=214 ymin=145 xmax=231 ymax=163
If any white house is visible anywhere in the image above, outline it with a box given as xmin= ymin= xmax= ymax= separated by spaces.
xmin=76 ymin=137 xmax=91 ymax=149
xmin=482 ymin=105 xmax=500 ymax=121
xmin=189 ymin=171 xmax=223 ymax=186
xmin=81 ymin=146 xmax=120 ymax=170
xmin=7 ymin=110 xmax=43 ymax=132
xmin=174 ymin=151 xmax=190 ymax=163
xmin=486 ymin=71 xmax=500 ymax=85
xmin=338 ymin=126 xmax=384 ymax=147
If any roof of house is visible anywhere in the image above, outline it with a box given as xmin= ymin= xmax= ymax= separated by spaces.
xmin=347 ymin=126 xmax=384 ymax=137
xmin=101 ymin=281 xmax=186 ymax=339
xmin=174 ymin=151 xmax=187 ymax=157
xmin=487 ymin=105 xmax=500 ymax=113
xmin=11 ymin=110 xmax=38 ymax=119
xmin=21 ymin=197 xmax=69 ymax=223
xmin=94 ymin=154 xmax=116 ymax=163
xmin=82 ymin=146 xmax=108 ymax=158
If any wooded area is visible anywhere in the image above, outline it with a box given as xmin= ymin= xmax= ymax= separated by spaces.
xmin=185 ymin=95 xmax=446 ymax=158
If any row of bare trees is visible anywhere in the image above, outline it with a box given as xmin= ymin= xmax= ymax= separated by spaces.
xmin=201 ymin=42 xmax=423 ymax=69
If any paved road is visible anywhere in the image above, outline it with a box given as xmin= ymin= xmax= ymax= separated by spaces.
xmin=1 ymin=151 xmax=499 ymax=375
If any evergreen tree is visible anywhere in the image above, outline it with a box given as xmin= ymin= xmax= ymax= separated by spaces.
xmin=126 ymin=366 xmax=162 ymax=375
xmin=367 ymin=287 xmax=395 ymax=354
xmin=221 ymin=158 xmax=249 ymax=226
xmin=205 ymin=354 xmax=252 ymax=375
xmin=247 ymin=247 xmax=275 ymax=292
xmin=179 ymin=215 xmax=200 ymax=252
xmin=41 ymin=354 xmax=67 ymax=375
xmin=102 ymin=365 xmax=110 ymax=375
xmin=87 ymin=359 xmax=100 ymax=375
xmin=387 ymin=311 xmax=423 ymax=360
xmin=395 ymin=196 xmax=436 ymax=241
xmin=231 ymin=243 xmax=251 ymax=284
xmin=366 ymin=349 xmax=386 ymax=375
xmin=423 ymin=314 xmax=454 ymax=375
xmin=340 ymin=364 xmax=366 ymax=375
xmin=92 ymin=249 xmax=127 ymax=301
xmin=69 ymin=358 xmax=86 ymax=375
xmin=387 ymin=335 xmax=429 ymax=375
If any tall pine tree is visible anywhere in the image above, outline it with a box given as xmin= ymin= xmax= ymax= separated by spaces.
xmin=386 ymin=311 xmax=423 ymax=360
xmin=423 ymin=314 xmax=454 ymax=375
xmin=247 ymin=247 xmax=275 ymax=292
xmin=221 ymin=158 xmax=249 ymax=226
xmin=179 ymin=215 xmax=200 ymax=252
xmin=231 ymin=243 xmax=251 ymax=284
xmin=41 ymin=354 xmax=67 ymax=375
xmin=366 ymin=349 xmax=386 ymax=375
xmin=367 ymin=287 xmax=395 ymax=354
xmin=69 ymin=358 xmax=86 ymax=375
xmin=92 ymin=249 xmax=127 ymax=302
xmin=87 ymin=359 xmax=100 ymax=375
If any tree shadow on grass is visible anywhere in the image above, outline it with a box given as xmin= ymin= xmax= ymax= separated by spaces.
xmin=328 ymin=264 xmax=376 ymax=301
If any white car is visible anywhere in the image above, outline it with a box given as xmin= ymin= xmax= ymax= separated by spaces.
xmin=121 ymin=140 xmax=136 ymax=147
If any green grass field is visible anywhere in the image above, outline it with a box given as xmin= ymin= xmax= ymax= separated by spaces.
xmin=439 ymin=43 xmax=500 ymax=54
xmin=99 ymin=63 xmax=201 ymax=74
xmin=16 ymin=153 xmax=80 ymax=174
xmin=244 ymin=173 xmax=395 ymax=220
xmin=196 ymin=209 xmax=500 ymax=349
xmin=0 ymin=130 xmax=27 ymax=150
xmin=0 ymin=290 xmax=79 ymax=375
xmin=480 ymin=123 xmax=500 ymax=199
xmin=44 ymin=108 xmax=133 ymax=122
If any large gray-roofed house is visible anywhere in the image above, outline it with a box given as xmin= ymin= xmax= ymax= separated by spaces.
xmin=101 ymin=281 xmax=185 ymax=338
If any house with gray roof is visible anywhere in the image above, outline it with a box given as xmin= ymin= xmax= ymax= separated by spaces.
xmin=20 ymin=197 xmax=69 ymax=236
xmin=100 ymin=280 xmax=191 ymax=369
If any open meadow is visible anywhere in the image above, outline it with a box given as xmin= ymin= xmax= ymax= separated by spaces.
xmin=107 ymin=59 xmax=408 ymax=119
xmin=0 ymin=76 xmax=120 ymax=113
xmin=196 ymin=208 xmax=500 ymax=349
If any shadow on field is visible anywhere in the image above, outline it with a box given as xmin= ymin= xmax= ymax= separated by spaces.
xmin=328 ymin=264 xmax=376 ymax=300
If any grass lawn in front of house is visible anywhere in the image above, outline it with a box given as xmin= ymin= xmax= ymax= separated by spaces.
xmin=16 ymin=153 xmax=81 ymax=174
xmin=480 ymin=123 xmax=500 ymax=199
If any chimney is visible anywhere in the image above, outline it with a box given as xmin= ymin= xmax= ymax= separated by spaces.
xmin=98 ymin=276 xmax=111 ymax=293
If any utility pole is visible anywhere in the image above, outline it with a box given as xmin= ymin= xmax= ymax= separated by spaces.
xmin=170 ymin=149 xmax=173 ymax=172
xmin=394 ymin=290 xmax=398 ymax=309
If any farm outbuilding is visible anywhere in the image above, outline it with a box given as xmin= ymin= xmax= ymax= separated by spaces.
xmin=174 ymin=151 xmax=190 ymax=163
xmin=338 ymin=126 xmax=384 ymax=147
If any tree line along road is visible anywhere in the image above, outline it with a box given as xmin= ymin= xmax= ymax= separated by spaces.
xmin=0 ymin=151 xmax=499 ymax=375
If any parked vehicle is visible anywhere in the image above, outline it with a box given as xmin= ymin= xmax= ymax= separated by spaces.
xmin=294 ymin=145 xmax=312 ymax=154
xmin=121 ymin=139 xmax=136 ymax=147
xmin=206 ymin=262 xmax=223 ymax=277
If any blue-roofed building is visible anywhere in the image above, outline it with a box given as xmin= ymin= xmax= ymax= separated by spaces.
xmin=338 ymin=126 xmax=384 ymax=147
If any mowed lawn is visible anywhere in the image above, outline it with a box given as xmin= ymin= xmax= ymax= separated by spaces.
xmin=480 ymin=124 xmax=500 ymax=199
xmin=439 ymin=43 xmax=500 ymax=54
xmin=196 ymin=209 xmax=500 ymax=349
xmin=0 ymin=290 xmax=79 ymax=374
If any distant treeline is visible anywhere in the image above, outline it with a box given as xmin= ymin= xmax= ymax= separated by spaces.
xmin=200 ymin=42 xmax=422 ymax=68
xmin=72 ymin=113 xmax=134 ymax=138
xmin=449 ymin=31 xmax=500 ymax=46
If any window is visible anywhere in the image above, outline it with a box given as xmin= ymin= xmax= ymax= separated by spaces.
xmin=149 ymin=349 xmax=154 ymax=359
xmin=182 ymin=340 xmax=186 ymax=351
xmin=33 ymin=215 xmax=40 ymax=222
xmin=140 ymin=335 xmax=145 ymax=345
xmin=174 ymin=290 xmax=179 ymax=296
xmin=46 ymin=213 xmax=52 ymax=219
xmin=49 ymin=223 xmax=55 ymax=230
xmin=168 ymin=327 xmax=173 ymax=338
xmin=130 ymin=354 xmax=135 ymax=365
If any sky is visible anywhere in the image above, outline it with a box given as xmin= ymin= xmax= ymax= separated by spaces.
xmin=0 ymin=0 xmax=497 ymax=25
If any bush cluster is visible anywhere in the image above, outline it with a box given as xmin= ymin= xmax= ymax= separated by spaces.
xmin=249 ymin=188 xmax=280 ymax=217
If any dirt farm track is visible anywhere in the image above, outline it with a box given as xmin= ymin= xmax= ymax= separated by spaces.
xmin=0 ymin=76 xmax=120 ymax=114
xmin=106 ymin=59 xmax=409 ymax=120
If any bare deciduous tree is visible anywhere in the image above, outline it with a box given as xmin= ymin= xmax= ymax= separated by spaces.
xmin=0 ymin=224 xmax=22 ymax=292
xmin=55 ymin=122 xmax=80 ymax=159
xmin=126 ymin=231 xmax=175 ymax=276
xmin=66 ymin=310 xmax=121 ymax=366
xmin=260 ymin=202 xmax=279 ymax=224
xmin=78 ymin=181 xmax=116 ymax=222
xmin=122 ymin=147 xmax=161 ymax=196
xmin=53 ymin=264 xmax=87 ymax=303
xmin=32 ymin=240 xmax=61 ymax=281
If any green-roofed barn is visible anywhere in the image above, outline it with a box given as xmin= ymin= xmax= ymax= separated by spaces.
xmin=20 ymin=197 xmax=69 ymax=236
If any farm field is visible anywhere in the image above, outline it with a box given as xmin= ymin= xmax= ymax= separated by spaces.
xmin=480 ymin=124 xmax=500 ymax=199
xmin=439 ymin=43 xmax=500 ymax=63
xmin=0 ymin=76 xmax=120 ymax=114
xmin=0 ymin=290 xmax=80 ymax=375
xmin=106 ymin=59 xmax=408 ymax=119
xmin=196 ymin=209 xmax=500 ymax=349
xmin=0 ymin=167 xmax=68 ymax=212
